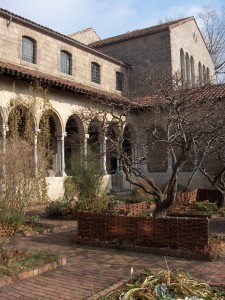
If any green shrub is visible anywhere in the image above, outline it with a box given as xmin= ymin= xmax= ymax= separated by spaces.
xmin=45 ymin=197 xmax=71 ymax=216
xmin=66 ymin=159 xmax=108 ymax=213
xmin=194 ymin=201 xmax=217 ymax=214
xmin=0 ymin=210 xmax=24 ymax=231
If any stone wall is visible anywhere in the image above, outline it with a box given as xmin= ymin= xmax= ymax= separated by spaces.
xmin=0 ymin=12 xmax=127 ymax=94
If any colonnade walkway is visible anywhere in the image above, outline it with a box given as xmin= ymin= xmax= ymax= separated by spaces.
xmin=0 ymin=215 xmax=224 ymax=300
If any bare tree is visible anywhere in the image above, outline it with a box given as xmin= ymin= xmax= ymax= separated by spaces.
xmin=198 ymin=6 xmax=225 ymax=80
xmin=77 ymin=74 xmax=224 ymax=216
xmin=198 ymin=135 xmax=225 ymax=208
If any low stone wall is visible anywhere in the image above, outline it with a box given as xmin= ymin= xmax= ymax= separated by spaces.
xmin=78 ymin=212 xmax=209 ymax=250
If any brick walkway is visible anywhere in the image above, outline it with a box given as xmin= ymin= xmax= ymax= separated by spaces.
xmin=0 ymin=217 xmax=224 ymax=300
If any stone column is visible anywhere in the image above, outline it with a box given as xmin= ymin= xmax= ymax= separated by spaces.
xmin=84 ymin=133 xmax=89 ymax=168
xmin=56 ymin=132 xmax=67 ymax=177
xmin=101 ymin=135 xmax=107 ymax=173
xmin=1 ymin=125 xmax=8 ymax=177
xmin=34 ymin=127 xmax=41 ymax=177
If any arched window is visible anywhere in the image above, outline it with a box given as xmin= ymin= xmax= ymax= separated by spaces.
xmin=22 ymin=36 xmax=36 ymax=64
xmin=91 ymin=62 xmax=100 ymax=84
xmin=60 ymin=51 xmax=72 ymax=75
xmin=206 ymin=68 xmax=210 ymax=84
xmin=180 ymin=49 xmax=185 ymax=87
xmin=198 ymin=62 xmax=202 ymax=86
xmin=203 ymin=65 xmax=206 ymax=85
xmin=190 ymin=56 xmax=195 ymax=87
xmin=185 ymin=53 xmax=190 ymax=86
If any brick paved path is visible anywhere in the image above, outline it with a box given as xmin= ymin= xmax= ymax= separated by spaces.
xmin=0 ymin=218 xmax=224 ymax=300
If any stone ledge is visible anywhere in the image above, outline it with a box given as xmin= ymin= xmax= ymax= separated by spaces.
xmin=0 ymin=256 xmax=66 ymax=288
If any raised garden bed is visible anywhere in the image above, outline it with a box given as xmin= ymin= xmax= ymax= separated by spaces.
xmin=75 ymin=212 xmax=216 ymax=260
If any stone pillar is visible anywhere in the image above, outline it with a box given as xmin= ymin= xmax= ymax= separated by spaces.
xmin=101 ymin=135 xmax=107 ymax=173
xmin=56 ymin=132 xmax=67 ymax=177
xmin=34 ymin=127 xmax=41 ymax=177
xmin=1 ymin=125 xmax=8 ymax=177
xmin=84 ymin=133 xmax=89 ymax=168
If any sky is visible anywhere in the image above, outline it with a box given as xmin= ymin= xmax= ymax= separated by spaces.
xmin=0 ymin=0 xmax=223 ymax=39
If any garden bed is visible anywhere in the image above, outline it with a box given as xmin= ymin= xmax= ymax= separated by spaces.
xmin=0 ymin=222 xmax=69 ymax=238
xmin=0 ymin=248 xmax=66 ymax=288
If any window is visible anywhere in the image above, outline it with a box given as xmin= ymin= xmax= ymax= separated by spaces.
xmin=22 ymin=36 xmax=36 ymax=63
xmin=91 ymin=62 xmax=100 ymax=84
xmin=116 ymin=72 xmax=123 ymax=91
xmin=198 ymin=62 xmax=202 ymax=86
xmin=180 ymin=49 xmax=185 ymax=87
xmin=61 ymin=51 xmax=72 ymax=75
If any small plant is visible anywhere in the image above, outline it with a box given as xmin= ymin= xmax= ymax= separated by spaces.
xmin=30 ymin=215 xmax=40 ymax=223
xmin=194 ymin=201 xmax=217 ymax=214
xmin=45 ymin=197 xmax=71 ymax=217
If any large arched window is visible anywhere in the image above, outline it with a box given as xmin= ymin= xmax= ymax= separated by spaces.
xmin=190 ymin=56 xmax=195 ymax=87
xmin=180 ymin=49 xmax=185 ymax=87
xmin=61 ymin=50 xmax=72 ymax=75
xmin=185 ymin=53 xmax=190 ymax=86
xmin=22 ymin=36 xmax=36 ymax=64
xmin=198 ymin=62 xmax=202 ymax=86
xmin=91 ymin=62 xmax=100 ymax=84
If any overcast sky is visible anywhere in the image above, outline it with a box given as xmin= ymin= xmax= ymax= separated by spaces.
xmin=0 ymin=0 xmax=223 ymax=38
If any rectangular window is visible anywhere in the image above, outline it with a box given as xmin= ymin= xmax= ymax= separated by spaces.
xmin=22 ymin=36 xmax=36 ymax=64
xmin=91 ymin=62 xmax=100 ymax=84
xmin=116 ymin=72 xmax=123 ymax=91
xmin=61 ymin=51 xmax=71 ymax=75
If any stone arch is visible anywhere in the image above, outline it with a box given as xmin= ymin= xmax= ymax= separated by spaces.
xmin=7 ymin=104 xmax=35 ymax=140
xmin=39 ymin=109 xmax=64 ymax=177
xmin=190 ymin=56 xmax=195 ymax=87
xmin=106 ymin=122 xmax=120 ymax=174
xmin=65 ymin=114 xmax=84 ymax=175
xmin=122 ymin=124 xmax=134 ymax=166
xmin=88 ymin=118 xmax=102 ymax=156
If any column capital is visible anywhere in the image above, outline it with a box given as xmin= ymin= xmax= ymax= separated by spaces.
xmin=55 ymin=131 xmax=67 ymax=139
xmin=34 ymin=128 xmax=41 ymax=135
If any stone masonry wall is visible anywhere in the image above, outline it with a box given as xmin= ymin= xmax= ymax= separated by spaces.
xmin=93 ymin=31 xmax=172 ymax=95
xmin=0 ymin=13 xmax=127 ymax=94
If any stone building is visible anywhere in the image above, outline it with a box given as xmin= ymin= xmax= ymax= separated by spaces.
xmin=0 ymin=8 xmax=223 ymax=199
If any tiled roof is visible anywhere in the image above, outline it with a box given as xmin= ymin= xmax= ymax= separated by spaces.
xmin=90 ymin=17 xmax=193 ymax=47
xmin=0 ymin=60 xmax=129 ymax=106
xmin=0 ymin=8 xmax=127 ymax=66
xmin=132 ymin=84 xmax=225 ymax=108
